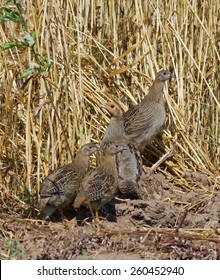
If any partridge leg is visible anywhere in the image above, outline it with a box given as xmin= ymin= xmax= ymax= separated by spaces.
xmin=58 ymin=208 xmax=65 ymax=221
xmin=144 ymin=147 xmax=174 ymax=173
xmin=60 ymin=209 xmax=77 ymax=229
xmin=95 ymin=210 xmax=99 ymax=220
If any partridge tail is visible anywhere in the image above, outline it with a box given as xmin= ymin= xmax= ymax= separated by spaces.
xmin=39 ymin=197 xmax=50 ymax=211
xmin=119 ymin=180 xmax=138 ymax=194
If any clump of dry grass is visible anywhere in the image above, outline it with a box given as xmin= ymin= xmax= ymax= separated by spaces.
xmin=0 ymin=0 xmax=219 ymax=214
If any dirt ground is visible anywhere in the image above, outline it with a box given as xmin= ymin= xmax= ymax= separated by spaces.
xmin=0 ymin=171 xmax=219 ymax=260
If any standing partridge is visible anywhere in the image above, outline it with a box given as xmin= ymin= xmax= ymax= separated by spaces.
xmin=101 ymin=102 xmax=143 ymax=194
xmin=123 ymin=70 xmax=174 ymax=150
xmin=73 ymin=141 xmax=128 ymax=217
xmin=39 ymin=143 xmax=99 ymax=219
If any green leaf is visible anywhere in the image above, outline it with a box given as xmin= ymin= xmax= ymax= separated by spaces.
xmin=18 ymin=62 xmax=41 ymax=79
xmin=23 ymin=33 xmax=35 ymax=47
xmin=35 ymin=53 xmax=46 ymax=63
xmin=14 ymin=0 xmax=23 ymax=12
xmin=19 ymin=68 xmax=36 ymax=79
xmin=31 ymin=63 xmax=40 ymax=69
xmin=5 ymin=1 xmax=14 ymax=7
xmin=0 ymin=7 xmax=23 ymax=23
xmin=0 ymin=40 xmax=27 ymax=50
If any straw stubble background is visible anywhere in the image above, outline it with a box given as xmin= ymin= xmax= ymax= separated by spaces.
xmin=0 ymin=0 xmax=219 ymax=209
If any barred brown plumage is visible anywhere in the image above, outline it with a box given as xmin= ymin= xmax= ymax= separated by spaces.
xmin=39 ymin=143 xmax=99 ymax=219
xmin=73 ymin=142 xmax=128 ymax=216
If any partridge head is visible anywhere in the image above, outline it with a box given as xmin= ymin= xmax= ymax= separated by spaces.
xmin=101 ymin=101 xmax=122 ymax=118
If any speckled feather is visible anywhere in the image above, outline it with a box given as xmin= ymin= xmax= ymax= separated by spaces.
xmin=117 ymin=144 xmax=143 ymax=194
xmin=73 ymin=142 xmax=128 ymax=211
xmin=39 ymin=143 xmax=99 ymax=218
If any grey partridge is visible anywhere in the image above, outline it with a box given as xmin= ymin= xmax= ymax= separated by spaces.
xmin=101 ymin=102 xmax=143 ymax=194
xmin=73 ymin=141 xmax=128 ymax=217
xmin=123 ymin=70 xmax=174 ymax=150
xmin=39 ymin=143 xmax=99 ymax=219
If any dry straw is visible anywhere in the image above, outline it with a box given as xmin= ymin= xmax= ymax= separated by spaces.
xmin=0 ymin=0 xmax=219 ymax=211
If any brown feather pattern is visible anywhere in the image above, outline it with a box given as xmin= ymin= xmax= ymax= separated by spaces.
xmin=74 ymin=142 xmax=128 ymax=212
xmin=39 ymin=143 xmax=99 ymax=218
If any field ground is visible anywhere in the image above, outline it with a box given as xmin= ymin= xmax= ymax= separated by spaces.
xmin=1 ymin=170 xmax=219 ymax=260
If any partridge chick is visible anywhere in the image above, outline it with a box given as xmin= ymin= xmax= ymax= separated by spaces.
xmin=123 ymin=70 xmax=174 ymax=150
xmin=73 ymin=142 xmax=128 ymax=217
xmin=39 ymin=143 xmax=99 ymax=219
xmin=117 ymin=143 xmax=143 ymax=194
xmin=101 ymin=102 xmax=143 ymax=194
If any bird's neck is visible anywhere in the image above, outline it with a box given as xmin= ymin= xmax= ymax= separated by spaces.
xmin=144 ymin=79 xmax=164 ymax=102
xmin=74 ymin=153 xmax=90 ymax=173
xmin=101 ymin=154 xmax=117 ymax=175
xmin=110 ymin=113 xmax=122 ymax=124
xmin=109 ymin=117 xmax=123 ymax=133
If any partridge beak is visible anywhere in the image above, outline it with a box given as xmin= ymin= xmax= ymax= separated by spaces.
xmin=100 ymin=104 xmax=107 ymax=109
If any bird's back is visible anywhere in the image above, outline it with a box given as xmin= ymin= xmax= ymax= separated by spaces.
xmin=117 ymin=145 xmax=143 ymax=193
xmin=74 ymin=163 xmax=117 ymax=211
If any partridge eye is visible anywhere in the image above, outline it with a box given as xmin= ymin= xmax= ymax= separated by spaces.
xmin=110 ymin=105 xmax=115 ymax=108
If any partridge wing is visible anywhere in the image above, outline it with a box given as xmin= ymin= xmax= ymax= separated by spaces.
xmin=123 ymin=104 xmax=155 ymax=137
xmin=40 ymin=163 xmax=77 ymax=198
xmin=86 ymin=173 xmax=115 ymax=201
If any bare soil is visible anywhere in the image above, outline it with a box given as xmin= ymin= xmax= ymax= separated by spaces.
xmin=0 ymin=171 xmax=219 ymax=260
